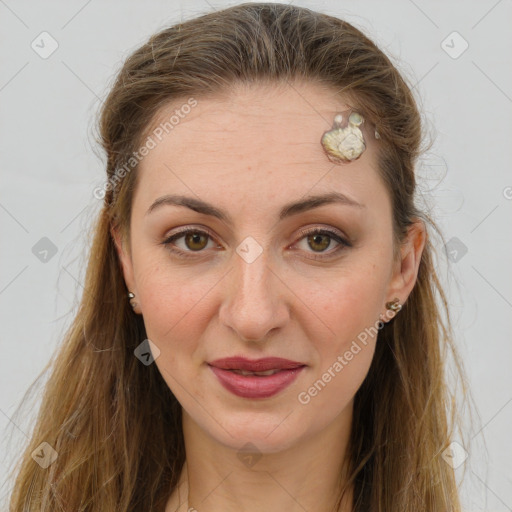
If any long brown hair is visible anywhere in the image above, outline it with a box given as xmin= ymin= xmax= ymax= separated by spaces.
xmin=7 ymin=3 xmax=470 ymax=510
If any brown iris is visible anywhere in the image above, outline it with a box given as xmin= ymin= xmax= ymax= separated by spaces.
xmin=185 ymin=232 xmax=209 ymax=251
xmin=307 ymin=233 xmax=331 ymax=252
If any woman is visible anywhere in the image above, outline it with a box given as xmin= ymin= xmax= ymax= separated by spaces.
xmin=8 ymin=3 xmax=468 ymax=511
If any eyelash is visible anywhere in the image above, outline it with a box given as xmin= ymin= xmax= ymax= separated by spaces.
xmin=161 ymin=226 xmax=351 ymax=261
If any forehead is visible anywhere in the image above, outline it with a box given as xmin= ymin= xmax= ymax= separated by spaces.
xmin=134 ymin=81 xmax=385 ymax=214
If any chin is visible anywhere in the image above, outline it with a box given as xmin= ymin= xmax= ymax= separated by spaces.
xmin=209 ymin=412 xmax=307 ymax=454
xmin=221 ymin=432 xmax=300 ymax=455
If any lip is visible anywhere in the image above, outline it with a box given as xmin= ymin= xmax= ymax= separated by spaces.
xmin=208 ymin=357 xmax=306 ymax=399
xmin=209 ymin=357 xmax=305 ymax=372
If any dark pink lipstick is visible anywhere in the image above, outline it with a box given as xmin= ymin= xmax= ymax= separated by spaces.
xmin=208 ymin=357 xmax=306 ymax=399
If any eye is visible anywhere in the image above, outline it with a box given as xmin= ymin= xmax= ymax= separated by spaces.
xmin=161 ymin=227 xmax=220 ymax=259
xmin=292 ymin=227 xmax=351 ymax=260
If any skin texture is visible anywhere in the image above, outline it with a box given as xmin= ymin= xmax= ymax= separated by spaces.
xmin=112 ymin=81 xmax=426 ymax=512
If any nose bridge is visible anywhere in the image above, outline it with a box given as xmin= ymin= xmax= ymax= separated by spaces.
xmin=219 ymin=237 xmax=288 ymax=341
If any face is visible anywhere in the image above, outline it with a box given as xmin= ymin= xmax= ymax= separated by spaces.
xmin=113 ymin=81 xmax=422 ymax=454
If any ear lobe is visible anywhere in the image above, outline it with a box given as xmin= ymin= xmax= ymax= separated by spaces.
xmin=387 ymin=220 xmax=427 ymax=304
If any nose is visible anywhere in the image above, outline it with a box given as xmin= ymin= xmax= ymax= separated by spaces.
xmin=218 ymin=244 xmax=290 ymax=343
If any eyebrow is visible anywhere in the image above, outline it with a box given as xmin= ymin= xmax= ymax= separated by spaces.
xmin=145 ymin=192 xmax=365 ymax=225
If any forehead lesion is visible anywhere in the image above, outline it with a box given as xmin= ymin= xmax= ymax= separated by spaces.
xmin=321 ymin=109 xmax=369 ymax=164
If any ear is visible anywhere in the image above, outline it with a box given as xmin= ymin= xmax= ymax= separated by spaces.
xmin=385 ymin=219 xmax=427 ymax=312
xmin=110 ymin=222 xmax=137 ymax=298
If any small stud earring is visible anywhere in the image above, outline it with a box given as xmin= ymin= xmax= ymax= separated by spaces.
xmin=127 ymin=291 xmax=137 ymax=309
xmin=385 ymin=297 xmax=402 ymax=313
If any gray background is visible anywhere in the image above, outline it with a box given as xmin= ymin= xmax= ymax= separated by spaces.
xmin=1 ymin=1 xmax=511 ymax=510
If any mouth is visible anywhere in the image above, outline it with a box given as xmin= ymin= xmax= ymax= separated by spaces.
xmin=207 ymin=357 xmax=307 ymax=399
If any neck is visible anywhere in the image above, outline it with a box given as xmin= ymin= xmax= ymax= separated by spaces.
xmin=166 ymin=405 xmax=355 ymax=512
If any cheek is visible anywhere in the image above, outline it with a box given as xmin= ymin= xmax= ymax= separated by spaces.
xmin=289 ymin=260 xmax=388 ymax=408
xmin=296 ymin=343 xmax=375 ymax=427
xmin=293 ymin=260 xmax=388 ymax=343
xmin=294 ymin=270 xmax=383 ymax=413
xmin=134 ymin=262 xmax=222 ymax=355
xmin=135 ymin=267 xmax=218 ymax=402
